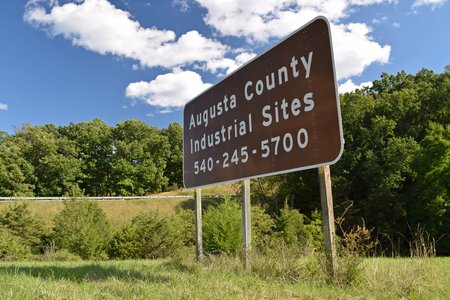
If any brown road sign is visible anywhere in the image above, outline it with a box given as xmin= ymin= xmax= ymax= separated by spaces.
xmin=183 ymin=16 xmax=343 ymax=189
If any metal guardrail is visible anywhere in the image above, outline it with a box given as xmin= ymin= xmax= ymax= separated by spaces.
xmin=0 ymin=195 xmax=194 ymax=201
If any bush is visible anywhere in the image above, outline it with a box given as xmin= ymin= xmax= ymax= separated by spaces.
xmin=108 ymin=224 xmax=140 ymax=259
xmin=275 ymin=204 xmax=322 ymax=255
xmin=203 ymin=198 xmax=242 ymax=255
xmin=40 ymin=244 xmax=83 ymax=262
xmin=251 ymin=205 xmax=275 ymax=250
xmin=170 ymin=208 xmax=195 ymax=246
xmin=0 ymin=226 xmax=31 ymax=260
xmin=0 ymin=202 xmax=43 ymax=253
xmin=53 ymin=200 xmax=111 ymax=259
xmin=108 ymin=210 xmax=182 ymax=259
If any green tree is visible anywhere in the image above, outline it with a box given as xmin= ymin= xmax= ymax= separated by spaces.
xmin=15 ymin=125 xmax=82 ymax=196
xmin=161 ymin=122 xmax=183 ymax=189
xmin=251 ymin=68 xmax=450 ymax=255
xmin=53 ymin=200 xmax=111 ymax=259
xmin=203 ymin=198 xmax=242 ymax=255
xmin=59 ymin=119 xmax=113 ymax=196
xmin=445 ymin=65 xmax=450 ymax=73
xmin=110 ymin=120 xmax=170 ymax=195
xmin=108 ymin=210 xmax=181 ymax=259
xmin=0 ymin=227 xmax=31 ymax=260
xmin=0 ymin=202 xmax=43 ymax=253
xmin=412 ymin=123 xmax=450 ymax=254
xmin=0 ymin=136 xmax=35 ymax=196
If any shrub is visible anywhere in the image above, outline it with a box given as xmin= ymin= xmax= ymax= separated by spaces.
xmin=0 ymin=226 xmax=31 ymax=260
xmin=53 ymin=200 xmax=111 ymax=259
xmin=275 ymin=204 xmax=321 ymax=255
xmin=107 ymin=223 xmax=140 ymax=259
xmin=203 ymin=198 xmax=242 ymax=255
xmin=251 ymin=205 xmax=275 ymax=250
xmin=108 ymin=210 xmax=182 ymax=259
xmin=170 ymin=208 xmax=195 ymax=246
xmin=330 ymin=224 xmax=377 ymax=285
xmin=0 ymin=202 xmax=43 ymax=253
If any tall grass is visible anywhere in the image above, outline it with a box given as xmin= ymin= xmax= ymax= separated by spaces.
xmin=0 ymin=257 xmax=448 ymax=299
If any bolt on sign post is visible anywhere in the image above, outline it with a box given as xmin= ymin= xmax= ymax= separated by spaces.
xmin=183 ymin=16 xmax=343 ymax=274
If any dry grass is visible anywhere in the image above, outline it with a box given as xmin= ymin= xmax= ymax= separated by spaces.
xmin=0 ymin=197 xmax=192 ymax=232
xmin=158 ymin=182 xmax=238 ymax=196
xmin=0 ymin=182 xmax=236 ymax=232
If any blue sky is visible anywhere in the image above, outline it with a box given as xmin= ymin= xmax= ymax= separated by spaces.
xmin=0 ymin=0 xmax=449 ymax=133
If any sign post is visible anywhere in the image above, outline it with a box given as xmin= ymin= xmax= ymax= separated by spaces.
xmin=195 ymin=188 xmax=203 ymax=262
xmin=242 ymin=179 xmax=251 ymax=270
xmin=318 ymin=166 xmax=337 ymax=276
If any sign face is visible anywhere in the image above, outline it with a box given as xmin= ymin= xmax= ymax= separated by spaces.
xmin=183 ymin=16 xmax=343 ymax=189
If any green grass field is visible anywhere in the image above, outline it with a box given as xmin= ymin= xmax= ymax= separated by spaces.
xmin=0 ymin=257 xmax=448 ymax=299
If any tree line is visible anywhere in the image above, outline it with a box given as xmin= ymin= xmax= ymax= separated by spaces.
xmin=251 ymin=68 xmax=449 ymax=255
xmin=0 ymin=68 xmax=449 ymax=255
xmin=0 ymin=120 xmax=183 ymax=196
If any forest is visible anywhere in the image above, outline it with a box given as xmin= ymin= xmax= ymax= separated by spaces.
xmin=0 ymin=68 xmax=449 ymax=255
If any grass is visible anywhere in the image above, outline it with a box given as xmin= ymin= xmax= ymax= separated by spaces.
xmin=0 ymin=257 xmax=448 ymax=299
xmin=0 ymin=198 xmax=190 ymax=232
xmin=158 ymin=182 xmax=239 ymax=197
xmin=1 ymin=183 xmax=448 ymax=298
xmin=0 ymin=183 xmax=236 ymax=232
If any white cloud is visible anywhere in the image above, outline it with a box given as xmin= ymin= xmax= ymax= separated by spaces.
xmin=331 ymin=23 xmax=390 ymax=80
xmin=205 ymin=52 xmax=257 ymax=76
xmin=158 ymin=108 xmax=174 ymax=114
xmin=24 ymin=0 xmax=228 ymax=69
xmin=192 ymin=1 xmax=392 ymax=80
xmin=125 ymin=70 xmax=212 ymax=107
xmin=412 ymin=0 xmax=447 ymax=9
xmin=0 ymin=103 xmax=8 ymax=111
xmin=372 ymin=16 xmax=388 ymax=24
xmin=24 ymin=0 xmax=395 ymax=108
xmin=338 ymin=79 xmax=373 ymax=94
xmin=194 ymin=0 xmax=394 ymax=42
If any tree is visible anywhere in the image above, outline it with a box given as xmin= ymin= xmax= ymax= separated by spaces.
xmin=14 ymin=125 xmax=82 ymax=196
xmin=0 ymin=202 xmax=43 ymax=253
xmin=108 ymin=211 xmax=181 ymax=259
xmin=59 ymin=119 xmax=113 ymax=196
xmin=251 ymin=68 xmax=450 ymax=255
xmin=109 ymin=120 xmax=170 ymax=195
xmin=53 ymin=200 xmax=111 ymax=259
xmin=0 ymin=137 xmax=35 ymax=196
xmin=412 ymin=123 xmax=450 ymax=254
xmin=161 ymin=122 xmax=183 ymax=189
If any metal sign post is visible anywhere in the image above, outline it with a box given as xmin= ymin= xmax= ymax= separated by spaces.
xmin=242 ymin=179 xmax=251 ymax=270
xmin=318 ymin=165 xmax=337 ymax=276
xmin=195 ymin=188 xmax=203 ymax=262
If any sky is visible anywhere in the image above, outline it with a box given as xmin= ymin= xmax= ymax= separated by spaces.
xmin=0 ymin=0 xmax=449 ymax=133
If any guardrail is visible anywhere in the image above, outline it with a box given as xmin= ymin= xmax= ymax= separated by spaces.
xmin=0 ymin=195 xmax=195 ymax=201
